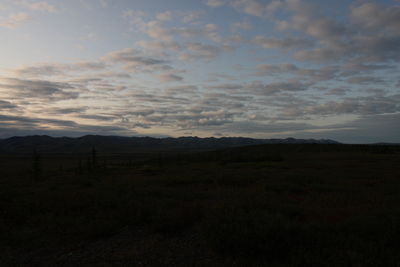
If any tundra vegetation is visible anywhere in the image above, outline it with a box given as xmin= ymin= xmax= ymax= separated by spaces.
xmin=1 ymin=143 xmax=400 ymax=266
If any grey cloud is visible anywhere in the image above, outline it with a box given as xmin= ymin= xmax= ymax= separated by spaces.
xmin=141 ymin=20 xmax=215 ymax=42
xmin=256 ymin=63 xmax=298 ymax=74
xmin=340 ymin=63 xmax=397 ymax=77
xmin=351 ymin=2 xmax=400 ymax=34
xmin=0 ymin=78 xmax=79 ymax=101
xmin=172 ymin=109 xmax=235 ymax=128
xmin=352 ymin=35 xmax=400 ymax=62
xmin=132 ymin=122 xmax=152 ymax=129
xmin=14 ymin=61 xmax=108 ymax=77
xmin=291 ymin=15 xmax=347 ymax=43
xmin=166 ymin=85 xmax=198 ymax=95
xmin=295 ymin=66 xmax=338 ymax=82
xmin=156 ymin=11 xmax=172 ymax=21
xmin=14 ymin=65 xmax=63 ymax=77
xmin=248 ymin=80 xmax=310 ymax=95
xmin=180 ymin=42 xmax=232 ymax=61
xmin=158 ymin=73 xmax=184 ymax=82
xmin=230 ymin=0 xmax=268 ymax=17
xmin=0 ymin=100 xmax=18 ymax=109
xmin=206 ymin=0 xmax=284 ymax=17
xmin=253 ymin=36 xmax=313 ymax=49
xmin=347 ymin=76 xmax=385 ymax=85
xmin=207 ymin=83 xmax=244 ymax=90
xmin=297 ymin=95 xmax=400 ymax=116
xmin=78 ymin=114 xmax=116 ymax=121
xmin=137 ymin=40 xmax=182 ymax=54
xmin=344 ymin=63 xmax=396 ymax=72
xmin=325 ymin=88 xmax=348 ymax=96
xmin=105 ymin=49 xmax=166 ymax=64
xmin=73 ymin=62 xmax=107 ymax=71
xmin=205 ymin=0 xmax=226 ymax=7
xmin=206 ymin=80 xmax=311 ymax=95
xmin=294 ymin=47 xmax=348 ymax=62
xmin=182 ymin=10 xmax=205 ymax=24
xmin=0 ymin=114 xmax=135 ymax=138
xmin=255 ymin=64 xmax=338 ymax=82
xmin=126 ymin=109 xmax=155 ymax=117
xmin=103 ymin=48 xmax=170 ymax=72
xmin=266 ymin=1 xmax=400 ymax=64
xmin=47 ymin=107 xmax=88 ymax=115
xmin=125 ymin=12 xmax=222 ymax=43
xmin=128 ymin=92 xmax=190 ymax=104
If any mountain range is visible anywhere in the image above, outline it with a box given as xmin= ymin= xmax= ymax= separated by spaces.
xmin=0 ymin=135 xmax=340 ymax=154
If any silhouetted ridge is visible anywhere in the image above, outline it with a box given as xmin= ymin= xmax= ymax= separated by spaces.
xmin=0 ymin=135 xmax=340 ymax=153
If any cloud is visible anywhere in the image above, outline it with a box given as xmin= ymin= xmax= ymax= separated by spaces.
xmin=215 ymin=112 xmax=400 ymax=143
xmin=300 ymin=113 xmax=400 ymax=143
xmin=253 ymin=36 xmax=313 ymax=49
xmin=205 ymin=0 xmax=226 ymax=7
xmin=46 ymin=107 xmax=88 ymax=115
xmin=256 ymin=63 xmax=298 ymax=74
xmin=278 ymin=14 xmax=347 ymax=44
xmin=22 ymin=1 xmax=58 ymax=12
xmin=231 ymin=19 xmax=253 ymax=31
xmin=14 ymin=64 xmax=63 ymax=77
xmin=288 ymin=95 xmax=400 ymax=117
xmin=247 ymin=80 xmax=310 ymax=95
xmin=156 ymin=11 xmax=172 ymax=21
xmin=346 ymin=76 xmax=385 ymax=85
xmin=136 ymin=40 xmax=182 ymax=57
xmin=166 ymin=85 xmax=198 ymax=95
xmin=0 ymin=78 xmax=79 ymax=101
xmin=267 ymin=1 xmax=400 ymax=63
xmin=0 ymin=114 xmax=134 ymax=138
xmin=158 ymin=73 xmax=184 ymax=82
xmin=325 ymin=88 xmax=348 ymax=96
xmin=124 ymin=12 xmax=222 ymax=43
xmin=207 ymin=83 xmax=244 ymax=90
xmin=351 ymin=2 xmax=400 ymax=34
xmin=182 ymin=11 xmax=204 ymax=24
xmin=207 ymin=80 xmax=311 ymax=95
xmin=0 ymin=100 xmax=18 ymax=109
xmin=0 ymin=12 xmax=31 ymax=28
xmin=103 ymin=48 xmax=171 ymax=72
xmin=230 ymin=0 xmax=268 ymax=17
xmin=14 ymin=61 xmax=107 ymax=77
xmin=104 ymin=48 xmax=167 ymax=65
xmin=295 ymin=66 xmax=338 ymax=82
xmin=78 ymin=114 xmax=116 ymax=121
xmin=180 ymin=42 xmax=231 ymax=61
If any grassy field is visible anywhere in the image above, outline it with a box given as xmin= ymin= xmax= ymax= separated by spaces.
xmin=1 ymin=144 xmax=400 ymax=266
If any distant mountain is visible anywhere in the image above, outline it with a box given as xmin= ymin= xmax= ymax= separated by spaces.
xmin=0 ymin=135 xmax=340 ymax=154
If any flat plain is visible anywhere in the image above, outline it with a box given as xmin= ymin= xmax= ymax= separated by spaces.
xmin=1 ymin=144 xmax=400 ymax=266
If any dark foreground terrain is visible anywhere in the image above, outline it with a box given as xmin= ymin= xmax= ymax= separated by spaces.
xmin=1 ymin=144 xmax=400 ymax=266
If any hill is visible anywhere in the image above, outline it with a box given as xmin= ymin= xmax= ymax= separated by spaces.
xmin=0 ymin=135 xmax=340 ymax=154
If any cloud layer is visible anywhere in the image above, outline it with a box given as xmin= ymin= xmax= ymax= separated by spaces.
xmin=0 ymin=0 xmax=399 ymax=142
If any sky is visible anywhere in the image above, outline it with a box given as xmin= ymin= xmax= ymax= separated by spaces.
xmin=0 ymin=0 xmax=399 ymax=143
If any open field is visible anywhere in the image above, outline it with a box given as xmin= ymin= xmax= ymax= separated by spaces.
xmin=1 ymin=144 xmax=400 ymax=266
